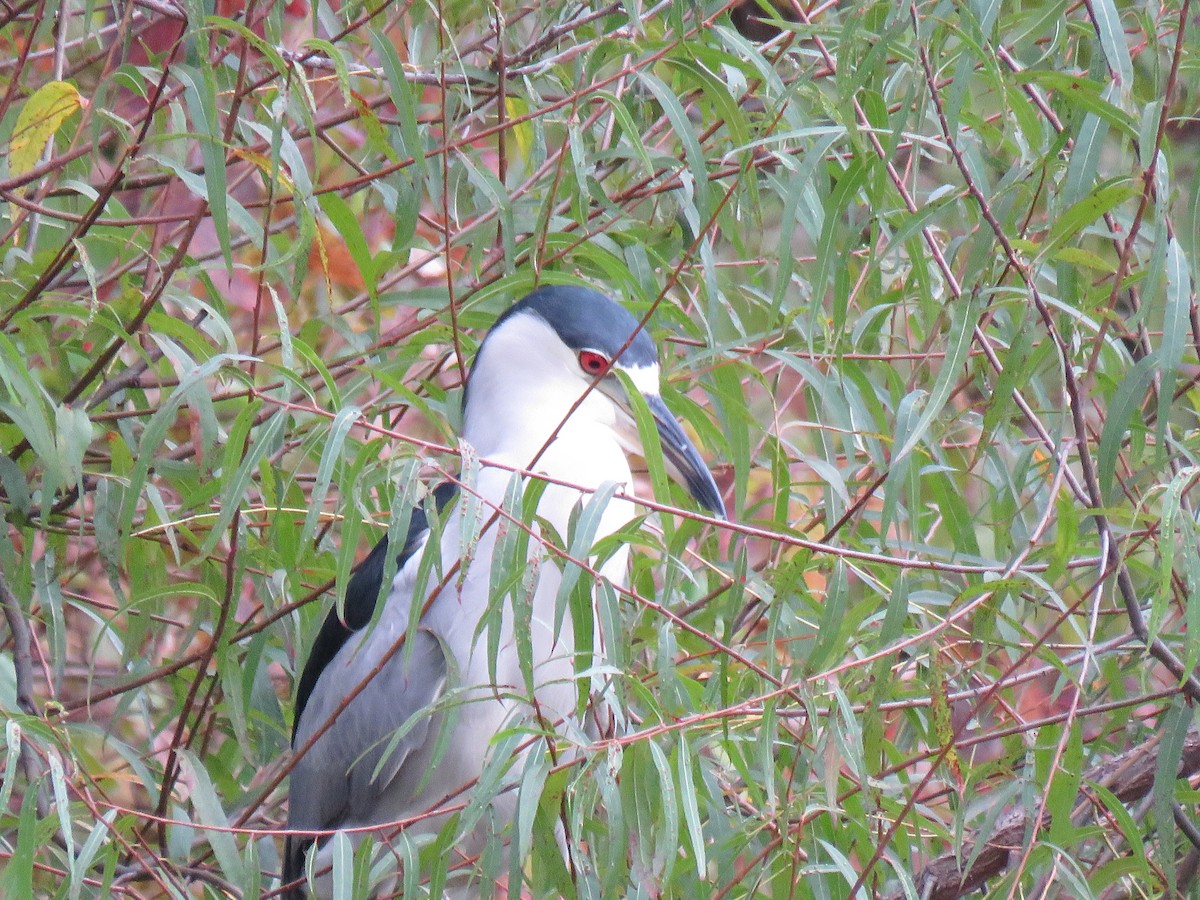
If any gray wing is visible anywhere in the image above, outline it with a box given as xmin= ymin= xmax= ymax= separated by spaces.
xmin=283 ymin=624 xmax=447 ymax=899
xmin=283 ymin=484 xmax=458 ymax=897
xmin=287 ymin=625 xmax=447 ymax=834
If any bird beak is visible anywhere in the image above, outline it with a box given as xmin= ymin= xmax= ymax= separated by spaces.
xmin=601 ymin=369 xmax=726 ymax=519
xmin=642 ymin=393 xmax=727 ymax=519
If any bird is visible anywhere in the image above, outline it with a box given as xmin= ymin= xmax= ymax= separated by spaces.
xmin=282 ymin=284 xmax=726 ymax=898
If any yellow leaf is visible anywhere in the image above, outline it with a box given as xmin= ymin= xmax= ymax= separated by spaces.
xmin=929 ymin=656 xmax=963 ymax=789
xmin=505 ymin=96 xmax=531 ymax=161
xmin=230 ymin=148 xmax=295 ymax=193
xmin=10 ymin=81 xmax=85 ymax=180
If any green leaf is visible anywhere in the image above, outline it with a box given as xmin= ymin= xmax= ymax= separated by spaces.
xmin=178 ymin=66 xmax=232 ymax=271
xmin=1097 ymin=351 xmax=1157 ymax=503
xmin=1153 ymin=700 xmax=1190 ymax=895
xmin=515 ymin=745 xmax=549 ymax=866
xmin=300 ymin=405 xmax=361 ymax=552
xmin=675 ymin=737 xmax=707 ymax=877
xmin=318 ymin=191 xmax=377 ymax=303
xmin=178 ymin=750 xmax=244 ymax=884
xmin=2 ymin=774 xmax=40 ymax=895
xmin=637 ymin=71 xmax=711 ymax=228
xmin=368 ymin=27 xmax=426 ymax=178
xmin=1036 ymin=181 xmax=1136 ymax=263
xmin=894 ymin=290 xmax=982 ymax=463
xmin=72 ymin=809 xmax=118 ymax=899
xmin=330 ymin=831 xmax=354 ymax=900
xmin=1089 ymin=0 xmax=1133 ymax=96
xmin=1046 ymin=721 xmax=1083 ymax=846
xmin=1155 ymin=238 xmax=1189 ymax=456
xmin=647 ymin=739 xmax=680 ymax=883
xmin=200 ymin=406 xmax=286 ymax=557
xmin=0 ymin=720 xmax=24 ymax=814
xmin=1015 ymin=70 xmax=1136 ymax=134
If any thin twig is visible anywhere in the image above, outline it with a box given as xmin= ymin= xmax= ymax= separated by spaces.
xmin=0 ymin=570 xmax=50 ymax=818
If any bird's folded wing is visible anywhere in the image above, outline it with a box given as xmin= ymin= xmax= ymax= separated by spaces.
xmin=292 ymin=481 xmax=459 ymax=737
xmin=288 ymin=626 xmax=448 ymax=836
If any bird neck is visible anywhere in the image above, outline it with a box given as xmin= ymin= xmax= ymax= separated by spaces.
xmin=462 ymin=381 xmax=625 ymax=482
xmin=462 ymin=393 xmax=636 ymax=552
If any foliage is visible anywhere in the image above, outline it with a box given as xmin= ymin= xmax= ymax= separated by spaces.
xmin=2 ymin=0 xmax=1199 ymax=896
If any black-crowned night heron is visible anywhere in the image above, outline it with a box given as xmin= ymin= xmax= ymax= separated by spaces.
xmin=283 ymin=285 xmax=725 ymax=898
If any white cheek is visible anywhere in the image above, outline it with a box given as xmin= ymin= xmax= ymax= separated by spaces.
xmin=620 ymin=363 xmax=661 ymax=398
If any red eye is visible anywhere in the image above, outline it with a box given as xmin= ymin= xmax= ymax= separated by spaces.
xmin=578 ymin=350 xmax=609 ymax=375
